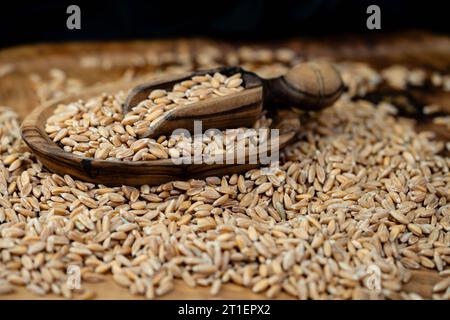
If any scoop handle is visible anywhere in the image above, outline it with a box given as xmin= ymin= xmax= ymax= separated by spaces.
xmin=263 ymin=62 xmax=344 ymax=111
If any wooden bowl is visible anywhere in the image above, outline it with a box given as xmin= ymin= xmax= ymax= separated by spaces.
xmin=21 ymin=78 xmax=299 ymax=186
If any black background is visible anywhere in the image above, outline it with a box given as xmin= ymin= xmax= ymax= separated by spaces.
xmin=0 ymin=0 xmax=448 ymax=48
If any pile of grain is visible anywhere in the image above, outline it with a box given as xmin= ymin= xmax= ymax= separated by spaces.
xmin=44 ymin=72 xmax=254 ymax=161
xmin=1 ymin=48 xmax=449 ymax=299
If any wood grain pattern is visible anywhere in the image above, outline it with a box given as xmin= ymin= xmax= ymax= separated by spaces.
xmin=1 ymin=34 xmax=449 ymax=299
xmin=266 ymin=61 xmax=344 ymax=110
xmin=126 ymin=70 xmax=264 ymax=138
xmin=123 ymin=62 xmax=343 ymax=138
xmin=123 ymin=66 xmax=260 ymax=112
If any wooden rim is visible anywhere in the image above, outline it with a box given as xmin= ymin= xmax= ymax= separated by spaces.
xmin=21 ymin=79 xmax=298 ymax=186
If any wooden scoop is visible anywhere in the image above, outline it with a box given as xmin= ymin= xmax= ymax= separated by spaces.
xmin=123 ymin=62 xmax=344 ymax=138
xmin=20 ymin=80 xmax=304 ymax=186
xmin=21 ymin=62 xmax=343 ymax=187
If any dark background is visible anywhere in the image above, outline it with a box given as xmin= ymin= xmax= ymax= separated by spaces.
xmin=0 ymin=0 xmax=448 ymax=48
